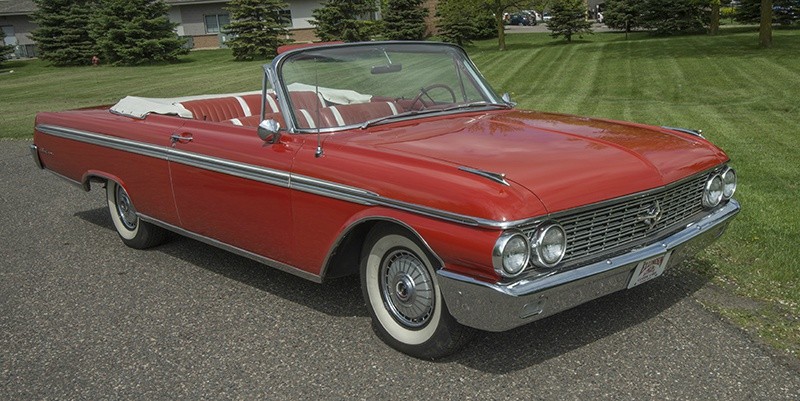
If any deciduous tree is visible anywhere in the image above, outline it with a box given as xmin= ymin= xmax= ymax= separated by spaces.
xmin=224 ymin=0 xmax=290 ymax=60
xmin=485 ymin=0 xmax=526 ymax=50
xmin=709 ymin=0 xmax=720 ymax=35
xmin=760 ymin=0 xmax=773 ymax=47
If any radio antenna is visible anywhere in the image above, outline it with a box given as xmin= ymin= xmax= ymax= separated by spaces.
xmin=314 ymin=59 xmax=324 ymax=158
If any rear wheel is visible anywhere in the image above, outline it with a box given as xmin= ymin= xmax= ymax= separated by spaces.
xmin=106 ymin=181 xmax=167 ymax=249
xmin=360 ymin=224 xmax=472 ymax=359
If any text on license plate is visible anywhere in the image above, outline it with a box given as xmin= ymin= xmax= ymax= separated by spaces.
xmin=627 ymin=252 xmax=672 ymax=289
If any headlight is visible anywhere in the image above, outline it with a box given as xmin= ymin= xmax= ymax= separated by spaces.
xmin=493 ymin=231 xmax=530 ymax=277
xmin=531 ymin=222 xmax=567 ymax=268
xmin=722 ymin=167 xmax=736 ymax=199
xmin=702 ymin=174 xmax=724 ymax=208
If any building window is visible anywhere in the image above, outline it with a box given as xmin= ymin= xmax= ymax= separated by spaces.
xmin=279 ymin=9 xmax=293 ymax=27
xmin=204 ymin=14 xmax=230 ymax=34
xmin=2 ymin=25 xmax=15 ymax=46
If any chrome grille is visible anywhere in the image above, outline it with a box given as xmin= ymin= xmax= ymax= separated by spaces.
xmin=521 ymin=173 xmax=709 ymax=266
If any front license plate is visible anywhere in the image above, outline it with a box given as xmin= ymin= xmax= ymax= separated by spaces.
xmin=627 ymin=252 xmax=671 ymax=289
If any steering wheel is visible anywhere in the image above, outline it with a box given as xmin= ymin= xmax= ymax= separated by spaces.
xmin=410 ymin=84 xmax=457 ymax=110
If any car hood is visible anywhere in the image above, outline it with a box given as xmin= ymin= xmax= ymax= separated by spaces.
xmin=355 ymin=110 xmax=728 ymax=214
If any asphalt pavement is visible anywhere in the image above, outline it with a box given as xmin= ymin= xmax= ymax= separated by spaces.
xmin=2 ymin=139 xmax=799 ymax=400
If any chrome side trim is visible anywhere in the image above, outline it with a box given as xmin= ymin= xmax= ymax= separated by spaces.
xmin=437 ymin=199 xmax=740 ymax=332
xmin=139 ymin=214 xmax=322 ymax=283
xmin=290 ymin=175 xmax=378 ymax=206
xmin=37 ymin=124 xmax=169 ymax=161
xmin=34 ymin=123 xmax=499 ymax=227
xmin=34 ymin=123 xmax=729 ymax=231
xmin=169 ymin=151 xmax=290 ymax=188
xmin=458 ymin=166 xmax=510 ymax=186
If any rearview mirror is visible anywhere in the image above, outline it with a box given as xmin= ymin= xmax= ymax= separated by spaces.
xmin=257 ymin=119 xmax=281 ymax=144
xmin=371 ymin=63 xmax=403 ymax=74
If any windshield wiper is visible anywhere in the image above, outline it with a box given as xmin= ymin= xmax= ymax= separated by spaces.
xmin=360 ymin=102 xmax=512 ymax=129
xmin=441 ymin=101 xmax=512 ymax=112
xmin=360 ymin=109 xmax=440 ymax=129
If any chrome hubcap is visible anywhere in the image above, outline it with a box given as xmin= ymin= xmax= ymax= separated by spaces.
xmin=115 ymin=186 xmax=138 ymax=230
xmin=380 ymin=249 xmax=434 ymax=328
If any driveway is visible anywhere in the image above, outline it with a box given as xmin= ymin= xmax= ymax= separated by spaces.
xmin=505 ymin=22 xmax=613 ymax=34
xmin=2 ymin=139 xmax=798 ymax=399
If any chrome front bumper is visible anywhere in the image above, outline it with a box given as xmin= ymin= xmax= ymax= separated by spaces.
xmin=437 ymin=199 xmax=740 ymax=332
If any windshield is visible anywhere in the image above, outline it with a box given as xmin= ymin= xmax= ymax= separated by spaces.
xmin=274 ymin=42 xmax=504 ymax=131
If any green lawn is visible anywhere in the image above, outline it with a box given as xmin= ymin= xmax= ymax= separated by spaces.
xmin=1 ymin=27 xmax=798 ymax=356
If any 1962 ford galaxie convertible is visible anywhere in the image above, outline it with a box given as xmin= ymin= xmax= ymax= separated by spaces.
xmin=31 ymin=42 xmax=739 ymax=358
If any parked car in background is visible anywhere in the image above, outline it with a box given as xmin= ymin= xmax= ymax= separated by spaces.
xmin=506 ymin=12 xmax=535 ymax=26
xmin=523 ymin=9 xmax=541 ymax=22
xmin=32 ymin=41 xmax=739 ymax=359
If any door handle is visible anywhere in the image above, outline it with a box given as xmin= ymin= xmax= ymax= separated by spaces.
xmin=170 ymin=133 xmax=193 ymax=145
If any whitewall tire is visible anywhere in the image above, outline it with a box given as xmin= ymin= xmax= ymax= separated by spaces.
xmin=360 ymin=224 xmax=472 ymax=359
xmin=106 ymin=181 xmax=167 ymax=249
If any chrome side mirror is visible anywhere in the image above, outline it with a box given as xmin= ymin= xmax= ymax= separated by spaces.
xmin=257 ymin=119 xmax=281 ymax=144
xmin=502 ymin=93 xmax=517 ymax=107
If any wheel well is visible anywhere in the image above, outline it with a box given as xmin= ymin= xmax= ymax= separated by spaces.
xmin=322 ymin=221 xmax=377 ymax=280
xmin=83 ymin=174 xmax=111 ymax=191
xmin=322 ymin=219 xmax=443 ymax=281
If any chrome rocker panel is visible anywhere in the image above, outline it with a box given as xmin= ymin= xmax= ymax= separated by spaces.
xmin=437 ymin=199 xmax=740 ymax=332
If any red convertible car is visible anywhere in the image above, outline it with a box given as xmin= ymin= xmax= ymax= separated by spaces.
xmin=31 ymin=42 xmax=739 ymax=358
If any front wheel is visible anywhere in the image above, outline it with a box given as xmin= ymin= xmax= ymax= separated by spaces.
xmin=360 ymin=224 xmax=472 ymax=359
xmin=106 ymin=181 xmax=167 ymax=249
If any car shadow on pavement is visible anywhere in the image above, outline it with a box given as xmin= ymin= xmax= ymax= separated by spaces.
xmin=448 ymin=263 xmax=711 ymax=373
xmin=76 ymin=205 xmax=711 ymax=371
xmin=75 ymin=207 xmax=367 ymax=318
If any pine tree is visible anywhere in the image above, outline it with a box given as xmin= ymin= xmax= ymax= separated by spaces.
xmin=736 ymin=0 xmax=798 ymax=25
xmin=89 ymin=0 xmax=187 ymax=66
xmin=310 ymin=0 xmax=377 ymax=42
xmin=30 ymin=0 xmax=96 ymax=66
xmin=546 ymin=0 xmax=593 ymax=42
xmin=225 ymin=0 xmax=291 ymax=60
xmin=0 ymin=27 xmax=14 ymax=67
xmin=436 ymin=0 xmax=480 ymax=46
xmin=603 ymin=0 xmax=641 ymax=34
xmin=637 ymin=0 xmax=708 ymax=35
xmin=383 ymin=0 xmax=429 ymax=40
